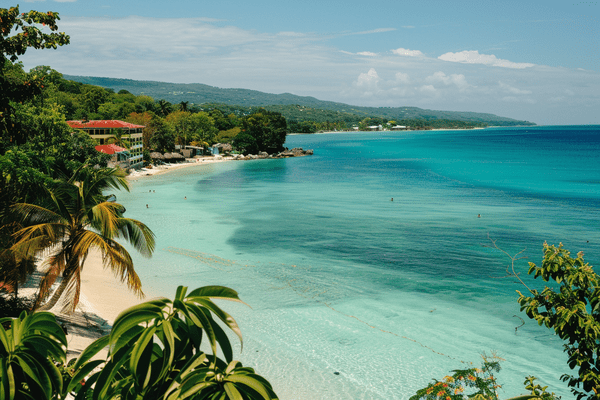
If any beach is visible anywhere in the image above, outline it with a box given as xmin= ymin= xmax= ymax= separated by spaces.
xmin=20 ymin=156 xmax=237 ymax=360
xmin=127 ymin=155 xmax=234 ymax=180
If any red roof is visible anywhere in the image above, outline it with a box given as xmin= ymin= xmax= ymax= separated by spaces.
xmin=67 ymin=120 xmax=145 ymax=129
xmin=95 ymin=144 xmax=128 ymax=155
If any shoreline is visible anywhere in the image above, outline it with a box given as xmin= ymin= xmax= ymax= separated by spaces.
xmin=17 ymin=248 xmax=151 ymax=359
xmin=127 ymin=155 xmax=235 ymax=181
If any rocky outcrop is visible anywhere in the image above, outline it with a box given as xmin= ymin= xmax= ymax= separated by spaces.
xmin=232 ymin=147 xmax=314 ymax=160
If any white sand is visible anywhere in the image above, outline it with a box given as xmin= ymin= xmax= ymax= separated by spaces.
xmin=127 ymin=156 xmax=234 ymax=181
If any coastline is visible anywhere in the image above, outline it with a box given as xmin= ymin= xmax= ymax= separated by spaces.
xmin=127 ymin=155 xmax=234 ymax=181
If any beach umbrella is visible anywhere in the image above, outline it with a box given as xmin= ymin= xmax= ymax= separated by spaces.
xmin=150 ymin=152 xmax=164 ymax=160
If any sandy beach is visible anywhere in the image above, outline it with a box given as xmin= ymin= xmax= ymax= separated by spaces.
xmin=127 ymin=155 xmax=234 ymax=180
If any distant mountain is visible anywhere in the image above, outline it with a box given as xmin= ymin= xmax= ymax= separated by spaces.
xmin=64 ymin=75 xmax=535 ymax=126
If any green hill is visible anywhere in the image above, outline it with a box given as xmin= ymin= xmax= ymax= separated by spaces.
xmin=63 ymin=75 xmax=535 ymax=127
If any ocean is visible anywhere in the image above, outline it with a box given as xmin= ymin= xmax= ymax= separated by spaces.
xmin=119 ymin=125 xmax=600 ymax=399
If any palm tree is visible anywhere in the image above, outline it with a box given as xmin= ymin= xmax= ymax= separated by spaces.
xmin=10 ymin=166 xmax=155 ymax=313
xmin=106 ymin=128 xmax=130 ymax=149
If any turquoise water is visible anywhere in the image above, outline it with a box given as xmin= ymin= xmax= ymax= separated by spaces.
xmin=120 ymin=126 xmax=600 ymax=399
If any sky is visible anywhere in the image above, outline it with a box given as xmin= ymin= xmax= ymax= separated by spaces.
xmin=14 ymin=0 xmax=600 ymax=125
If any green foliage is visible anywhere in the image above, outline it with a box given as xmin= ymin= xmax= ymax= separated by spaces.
xmin=0 ymin=287 xmax=278 ymax=400
xmin=215 ymin=126 xmax=241 ymax=144
xmin=410 ymin=354 xmax=503 ymax=400
xmin=61 ymin=76 xmax=536 ymax=127
xmin=1 ymin=6 xmax=70 ymax=147
xmin=517 ymin=243 xmax=600 ymax=400
xmin=0 ymin=311 xmax=67 ymax=400
xmin=523 ymin=376 xmax=561 ymax=400
xmin=236 ymin=110 xmax=286 ymax=154
xmin=410 ymin=355 xmax=560 ymax=400
xmin=81 ymin=285 xmax=278 ymax=400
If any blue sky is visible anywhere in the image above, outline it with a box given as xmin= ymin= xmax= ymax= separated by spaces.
xmin=16 ymin=0 xmax=600 ymax=125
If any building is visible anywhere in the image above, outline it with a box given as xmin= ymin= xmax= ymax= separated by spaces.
xmin=66 ymin=120 xmax=144 ymax=169
xmin=94 ymin=144 xmax=130 ymax=169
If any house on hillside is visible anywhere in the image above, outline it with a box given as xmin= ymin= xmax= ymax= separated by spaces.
xmin=67 ymin=120 xmax=144 ymax=169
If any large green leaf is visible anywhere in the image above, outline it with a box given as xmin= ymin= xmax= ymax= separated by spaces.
xmin=225 ymin=374 xmax=275 ymax=400
xmin=187 ymin=286 xmax=244 ymax=303
xmin=186 ymin=297 xmax=243 ymax=348
xmin=185 ymin=303 xmax=217 ymax=356
xmin=223 ymin=382 xmax=244 ymax=400
xmin=110 ymin=309 xmax=162 ymax=345
xmin=71 ymin=335 xmax=109 ymax=372
xmin=67 ymin=359 xmax=105 ymax=393
xmin=129 ymin=325 xmax=156 ymax=389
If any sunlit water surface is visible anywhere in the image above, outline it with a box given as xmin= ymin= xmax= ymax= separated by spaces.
xmin=119 ymin=126 xmax=600 ymax=399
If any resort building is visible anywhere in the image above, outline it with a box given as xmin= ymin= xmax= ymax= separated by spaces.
xmin=66 ymin=120 xmax=144 ymax=169
xmin=94 ymin=144 xmax=130 ymax=170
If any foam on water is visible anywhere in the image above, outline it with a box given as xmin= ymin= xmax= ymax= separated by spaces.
xmin=119 ymin=126 xmax=600 ymax=399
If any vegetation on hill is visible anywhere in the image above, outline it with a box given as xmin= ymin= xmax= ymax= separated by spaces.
xmin=63 ymin=75 xmax=536 ymax=128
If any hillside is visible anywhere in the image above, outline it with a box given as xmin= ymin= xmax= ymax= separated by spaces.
xmin=64 ymin=75 xmax=536 ymax=127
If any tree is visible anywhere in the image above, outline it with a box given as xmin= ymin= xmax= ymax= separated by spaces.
xmin=516 ymin=243 xmax=600 ymax=400
xmin=190 ymin=111 xmax=218 ymax=144
xmin=10 ymin=166 xmax=155 ymax=313
xmin=105 ymin=128 xmax=131 ymax=149
xmin=1 ymin=6 xmax=69 ymax=147
xmin=157 ymin=99 xmax=173 ymax=117
xmin=232 ymin=131 xmax=258 ymax=155
xmin=237 ymin=110 xmax=287 ymax=154
xmin=166 ymin=110 xmax=193 ymax=146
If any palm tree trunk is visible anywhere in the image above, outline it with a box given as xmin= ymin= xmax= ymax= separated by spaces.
xmin=36 ymin=274 xmax=73 ymax=312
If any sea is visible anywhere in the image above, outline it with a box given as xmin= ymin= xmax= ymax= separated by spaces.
xmin=118 ymin=125 xmax=600 ymax=399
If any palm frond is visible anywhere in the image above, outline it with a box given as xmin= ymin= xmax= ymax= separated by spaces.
xmin=11 ymin=203 xmax=63 ymax=225
xmin=114 ymin=218 xmax=156 ymax=258
xmin=77 ymin=231 xmax=144 ymax=297
xmin=10 ymin=223 xmax=66 ymax=260
xmin=89 ymin=202 xmax=122 ymax=237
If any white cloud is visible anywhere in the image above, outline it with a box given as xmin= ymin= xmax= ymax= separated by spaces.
xmin=498 ymin=81 xmax=532 ymax=95
xmin=354 ymin=68 xmax=381 ymax=94
xmin=426 ymin=71 xmax=470 ymax=90
xmin=438 ymin=50 xmax=535 ymax=69
xmin=394 ymin=72 xmax=410 ymax=84
xmin=354 ymin=28 xmax=396 ymax=35
xmin=391 ymin=48 xmax=424 ymax=57
xmin=357 ymin=51 xmax=377 ymax=57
